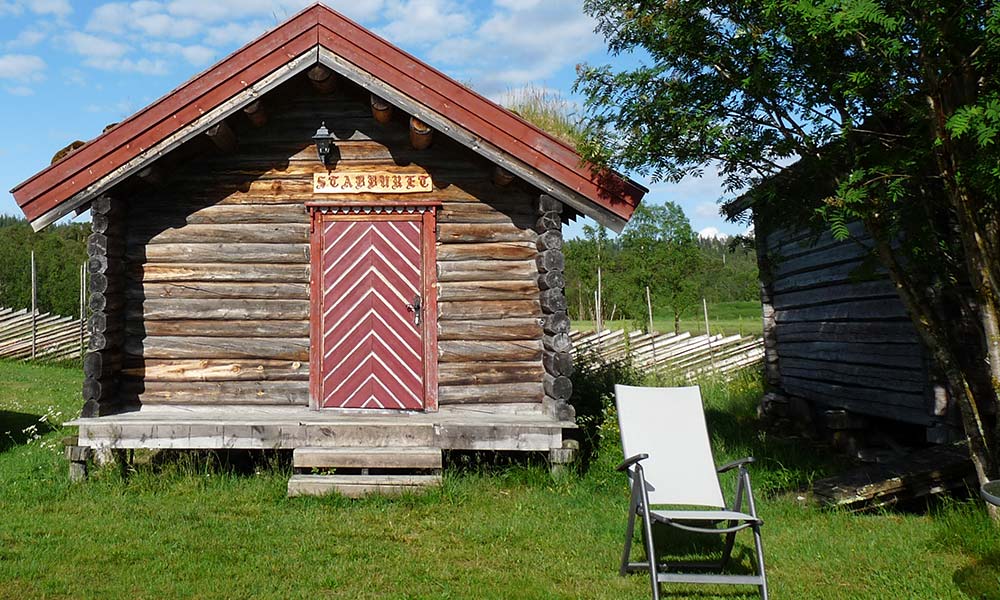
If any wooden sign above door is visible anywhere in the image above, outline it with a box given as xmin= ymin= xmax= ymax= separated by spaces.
xmin=313 ymin=171 xmax=433 ymax=194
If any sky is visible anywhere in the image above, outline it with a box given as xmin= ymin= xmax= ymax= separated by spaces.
xmin=0 ymin=0 xmax=743 ymax=239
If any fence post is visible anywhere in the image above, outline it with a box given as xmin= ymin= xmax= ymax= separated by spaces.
xmin=703 ymin=297 xmax=716 ymax=373
xmin=30 ymin=250 xmax=36 ymax=360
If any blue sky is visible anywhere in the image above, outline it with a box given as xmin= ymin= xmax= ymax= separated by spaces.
xmin=0 ymin=0 xmax=743 ymax=238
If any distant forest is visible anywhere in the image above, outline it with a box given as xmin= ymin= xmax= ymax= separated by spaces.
xmin=0 ymin=216 xmax=89 ymax=319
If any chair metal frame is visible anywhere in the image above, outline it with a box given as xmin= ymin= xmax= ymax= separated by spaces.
xmin=615 ymin=387 xmax=768 ymax=600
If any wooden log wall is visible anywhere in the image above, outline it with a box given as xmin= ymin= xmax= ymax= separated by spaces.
xmin=118 ymin=76 xmax=547 ymax=408
xmin=83 ymin=195 xmax=127 ymax=416
xmin=760 ymin=219 xmax=952 ymax=432
xmin=535 ymin=195 xmax=574 ymax=420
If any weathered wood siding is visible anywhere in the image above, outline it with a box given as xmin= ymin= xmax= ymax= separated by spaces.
xmin=118 ymin=78 xmax=545 ymax=407
xmin=762 ymin=220 xmax=946 ymax=427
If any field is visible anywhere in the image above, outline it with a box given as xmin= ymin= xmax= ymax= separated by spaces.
xmin=575 ymin=301 xmax=764 ymax=337
xmin=2 ymin=359 xmax=999 ymax=599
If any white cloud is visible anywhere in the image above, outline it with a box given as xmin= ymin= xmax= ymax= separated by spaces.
xmin=321 ymin=0 xmax=387 ymax=22
xmin=0 ymin=2 xmax=23 ymax=16
xmin=377 ymin=0 xmax=472 ymax=46
xmin=165 ymin=0 xmax=313 ymax=22
xmin=87 ymin=3 xmax=202 ymax=38
xmin=203 ymin=20 xmax=270 ymax=46
xmin=698 ymin=227 xmax=727 ymax=240
xmin=145 ymin=41 xmax=216 ymax=66
xmin=0 ymin=53 xmax=45 ymax=81
xmin=28 ymin=0 xmax=72 ymax=18
xmin=66 ymin=31 xmax=129 ymax=60
xmin=694 ymin=201 xmax=721 ymax=219
xmin=5 ymin=84 xmax=34 ymax=95
xmin=426 ymin=0 xmax=602 ymax=94
xmin=7 ymin=29 xmax=46 ymax=49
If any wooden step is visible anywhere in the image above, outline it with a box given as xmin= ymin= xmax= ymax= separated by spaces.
xmin=287 ymin=474 xmax=442 ymax=498
xmin=292 ymin=446 xmax=442 ymax=470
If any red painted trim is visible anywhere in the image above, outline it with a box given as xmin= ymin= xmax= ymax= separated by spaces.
xmin=308 ymin=207 xmax=322 ymax=410
xmin=421 ymin=208 xmax=439 ymax=412
xmin=305 ymin=200 xmax=443 ymax=208
xmin=12 ymin=4 xmax=646 ymax=226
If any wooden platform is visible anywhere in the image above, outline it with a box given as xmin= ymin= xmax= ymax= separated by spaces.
xmin=66 ymin=404 xmax=575 ymax=453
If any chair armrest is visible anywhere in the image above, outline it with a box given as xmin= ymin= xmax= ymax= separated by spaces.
xmin=616 ymin=453 xmax=649 ymax=472
xmin=716 ymin=457 xmax=755 ymax=473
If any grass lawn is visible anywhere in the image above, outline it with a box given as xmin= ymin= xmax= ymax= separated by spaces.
xmin=2 ymin=360 xmax=999 ymax=599
xmin=576 ymin=301 xmax=764 ymax=337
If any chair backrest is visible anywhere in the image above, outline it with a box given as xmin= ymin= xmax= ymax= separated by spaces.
xmin=615 ymin=384 xmax=726 ymax=508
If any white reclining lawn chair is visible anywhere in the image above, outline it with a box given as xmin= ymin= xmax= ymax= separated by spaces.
xmin=614 ymin=384 xmax=767 ymax=600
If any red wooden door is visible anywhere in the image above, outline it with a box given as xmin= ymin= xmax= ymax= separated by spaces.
xmin=315 ymin=216 xmax=425 ymax=410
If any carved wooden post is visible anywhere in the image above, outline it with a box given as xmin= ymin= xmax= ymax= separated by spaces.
xmin=535 ymin=194 xmax=574 ymax=422
xmin=82 ymin=195 xmax=126 ymax=417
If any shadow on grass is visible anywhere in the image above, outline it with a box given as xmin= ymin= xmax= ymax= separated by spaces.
xmin=954 ymin=554 xmax=1000 ymax=599
xmin=0 ymin=410 xmax=57 ymax=454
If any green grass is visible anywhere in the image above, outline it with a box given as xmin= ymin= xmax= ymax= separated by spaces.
xmin=2 ymin=360 xmax=999 ymax=599
xmin=576 ymin=301 xmax=765 ymax=336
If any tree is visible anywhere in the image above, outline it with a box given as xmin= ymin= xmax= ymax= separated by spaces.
xmin=618 ymin=203 xmax=702 ymax=332
xmin=576 ymin=1 xmax=1000 ymax=486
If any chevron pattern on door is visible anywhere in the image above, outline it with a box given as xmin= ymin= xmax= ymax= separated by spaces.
xmin=319 ymin=219 xmax=424 ymax=409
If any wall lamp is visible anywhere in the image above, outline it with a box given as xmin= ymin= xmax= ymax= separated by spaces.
xmin=313 ymin=122 xmax=334 ymax=165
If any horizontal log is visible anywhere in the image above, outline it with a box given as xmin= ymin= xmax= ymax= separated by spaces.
xmin=89 ymin=272 xmax=123 ymax=294
xmin=126 ymin=299 xmax=310 ymax=321
xmin=773 ymin=280 xmax=900 ymax=311
xmin=772 ymin=259 xmax=884 ymax=294
xmin=775 ymin=320 xmax=919 ymax=344
xmin=781 ymin=376 xmax=927 ymax=413
xmin=536 ymin=249 xmax=564 ymax=273
xmin=536 ymin=230 xmax=563 ymax=252
xmin=773 ymin=240 xmax=877 ymax=278
xmin=89 ymin=292 xmax=124 ymax=313
xmin=88 ymin=232 xmax=124 ymax=257
xmin=89 ymin=331 xmax=123 ymax=352
xmin=437 ymin=361 xmax=544 ymax=386
xmin=91 ymin=212 xmax=124 ymax=235
xmin=438 ymin=340 xmax=543 ymax=362
xmin=437 ymin=281 xmax=539 ymax=302
xmin=542 ymin=312 xmax=571 ymax=335
xmin=91 ymin=195 xmax=119 ymax=216
xmin=438 ymin=201 xmax=535 ymax=224
xmin=128 ymin=263 xmax=309 ymax=283
xmin=779 ymin=356 xmax=925 ymax=393
xmin=538 ymin=270 xmax=564 ymax=291
xmin=543 ymin=333 xmax=573 ymax=354
xmin=437 ymin=260 xmax=536 ymax=282
xmin=542 ymin=352 xmax=573 ymax=377
xmin=543 ymin=374 xmax=573 ymax=401
xmin=438 ymin=382 xmax=543 ymax=405
xmin=129 ymin=223 xmax=309 ymax=245
xmin=127 ymin=319 xmax=310 ymax=338
xmin=127 ymin=203 xmax=309 ymax=225
xmin=774 ymin=299 xmax=909 ymax=323
xmin=119 ymin=380 xmax=308 ymax=405
xmin=437 ymin=318 xmax=542 ymax=341
xmin=436 ymin=241 xmax=537 ymax=262
xmin=777 ymin=340 xmax=923 ymax=368
xmin=83 ymin=376 xmax=117 ymax=402
xmin=87 ymin=254 xmax=123 ymax=275
xmin=125 ymin=336 xmax=309 ymax=360
xmin=127 ymin=243 xmax=309 ymax=264
xmin=438 ymin=300 xmax=541 ymax=320
xmin=84 ymin=350 xmax=122 ymax=380
xmin=123 ymin=359 xmax=308 ymax=382
xmin=540 ymin=289 xmax=568 ymax=313
xmin=88 ymin=311 xmax=121 ymax=334
xmin=536 ymin=211 xmax=560 ymax=232
xmin=437 ymin=223 xmax=536 ymax=243
xmin=128 ymin=282 xmax=309 ymax=300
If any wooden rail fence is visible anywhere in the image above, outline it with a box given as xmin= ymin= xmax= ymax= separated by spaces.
xmin=571 ymin=328 xmax=764 ymax=380
xmin=0 ymin=307 xmax=87 ymax=362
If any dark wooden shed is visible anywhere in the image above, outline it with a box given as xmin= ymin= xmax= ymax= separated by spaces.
xmin=731 ymin=181 xmax=960 ymax=446
xmin=11 ymin=4 xmax=646 ymax=494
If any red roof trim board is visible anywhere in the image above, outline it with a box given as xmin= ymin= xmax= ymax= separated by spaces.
xmin=11 ymin=3 xmax=646 ymax=230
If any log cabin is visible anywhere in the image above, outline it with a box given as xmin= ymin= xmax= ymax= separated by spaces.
xmin=10 ymin=4 xmax=647 ymax=495
xmin=728 ymin=171 xmax=961 ymax=448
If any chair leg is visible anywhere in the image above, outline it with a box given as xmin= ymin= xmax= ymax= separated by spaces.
xmin=753 ymin=524 xmax=768 ymax=600
xmin=639 ymin=507 xmax=660 ymax=600
xmin=620 ymin=504 xmax=637 ymax=576
xmin=719 ymin=529 xmax=737 ymax=569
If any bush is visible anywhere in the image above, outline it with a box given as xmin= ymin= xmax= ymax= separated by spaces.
xmin=569 ymin=352 xmax=643 ymax=469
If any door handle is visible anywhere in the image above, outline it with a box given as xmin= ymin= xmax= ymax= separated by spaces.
xmin=407 ymin=295 xmax=422 ymax=326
